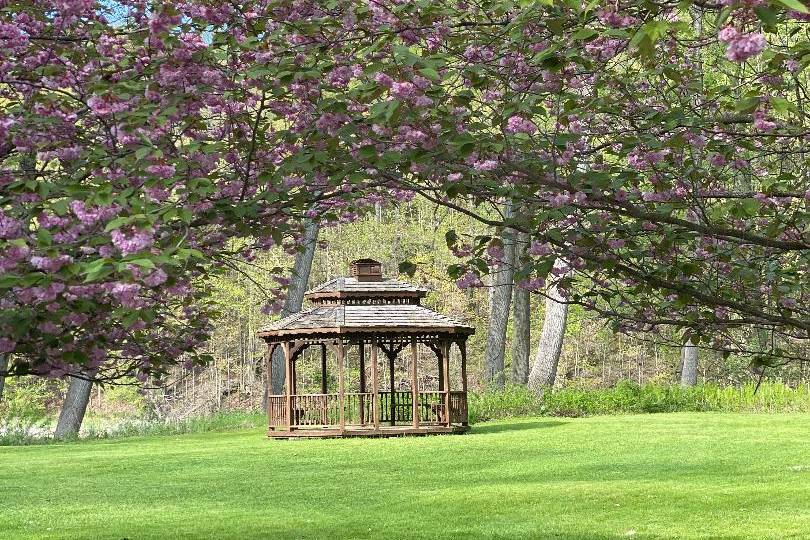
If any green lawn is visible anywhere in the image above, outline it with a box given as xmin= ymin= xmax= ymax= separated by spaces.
xmin=1 ymin=413 xmax=809 ymax=539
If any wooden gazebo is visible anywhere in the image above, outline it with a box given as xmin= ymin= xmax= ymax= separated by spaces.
xmin=258 ymin=259 xmax=474 ymax=438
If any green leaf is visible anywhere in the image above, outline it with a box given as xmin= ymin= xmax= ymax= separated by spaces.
xmin=571 ymin=28 xmax=598 ymax=41
xmin=775 ymin=0 xmax=808 ymax=14
xmin=104 ymin=216 xmax=130 ymax=232
xmin=128 ymin=259 xmax=156 ymax=269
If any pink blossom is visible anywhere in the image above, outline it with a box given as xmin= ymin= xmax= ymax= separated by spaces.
xmin=753 ymin=110 xmax=777 ymax=132
xmin=473 ymin=159 xmax=498 ymax=171
xmin=145 ymin=164 xmax=176 ymax=178
xmin=506 ymin=116 xmax=537 ymax=135
xmin=0 ymin=212 xmax=21 ymax=239
xmin=143 ymin=268 xmax=168 ymax=287
xmin=110 ymin=282 xmax=142 ymax=308
xmin=724 ymin=32 xmax=766 ymax=62
xmin=111 ymin=228 xmax=154 ymax=255
xmin=30 ymin=255 xmax=72 ymax=272
xmin=529 ymin=241 xmax=552 ymax=257
xmin=456 ymin=272 xmax=482 ymax=289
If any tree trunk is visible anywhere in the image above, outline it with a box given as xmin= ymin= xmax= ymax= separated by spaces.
xmin=0 ymin=354 xmax=7 ymax=401
xmin=528 ymin=284 xmax=568 ymax=394
xmin=680 ymin=340 xmax=699 ymax=387
xmin=54 ymin=375 xmax=93 ymax=438
xmin=510 ymin=231 xmax=531 ymax=384
xmin=484 ymin=201 xmax=515 ymax=390
xmin=270 ymin=220 xmax=319 ymax=395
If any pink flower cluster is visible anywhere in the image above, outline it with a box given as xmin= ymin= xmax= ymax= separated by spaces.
xmin=0 ymin=212 xmax=21 ymax=239
xmin=718 ymin=27 xmax=766 ymax=62
xmin=753 ymin=110 xmax=777 ymax=132
xmin=30 ymin=254 xmax=73 ymax=273
xmin=597 ymin=8 xmax=638 ymax=28
xmin=456 ymin=271 xmax=483 ymax=289
xmin=505 ymin=116 xmax=537 ymax=135
xmin=111 ymin=228 xmax=154 ymax=255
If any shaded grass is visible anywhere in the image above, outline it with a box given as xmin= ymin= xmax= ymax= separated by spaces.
xmin=0 ymin=411 xmax=266 ymax=446
xmin=1 ymin=413 xmax=809 ymax=539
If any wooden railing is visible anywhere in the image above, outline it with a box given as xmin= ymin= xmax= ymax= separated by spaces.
xmin=268 ymin=396 xmax=287 ymax=428
xmin=291 ymin=394 xmax=341 ymax=426
xmin=269 ymin=390 xmax=468 ymax=429
xmin=449 ymin=391 xmax=468 ymax=424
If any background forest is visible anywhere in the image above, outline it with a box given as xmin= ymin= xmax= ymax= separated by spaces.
xmin=2 ymin=197 xmax=806 ymax=437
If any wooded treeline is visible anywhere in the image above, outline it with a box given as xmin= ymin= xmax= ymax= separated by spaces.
xmin=5 ymin=198 xmax=804 ymax=425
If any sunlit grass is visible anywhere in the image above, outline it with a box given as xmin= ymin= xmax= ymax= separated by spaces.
xmin=1 ymin=413 xmax=809 ymax=539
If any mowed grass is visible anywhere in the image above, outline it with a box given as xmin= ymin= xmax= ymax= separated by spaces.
xmin=1 ymin=414 xmax=809 ymax=539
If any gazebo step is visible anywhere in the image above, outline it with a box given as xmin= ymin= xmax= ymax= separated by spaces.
xmin=267 ymin=425 xmax=469 ymax=439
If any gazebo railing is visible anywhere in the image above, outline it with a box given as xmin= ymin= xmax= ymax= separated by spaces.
xmin=268 ymin=390 xmax=468 ymax=429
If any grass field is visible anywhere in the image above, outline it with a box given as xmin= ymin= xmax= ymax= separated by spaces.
xmin=1 ymin=413 xmax=809 ymax=539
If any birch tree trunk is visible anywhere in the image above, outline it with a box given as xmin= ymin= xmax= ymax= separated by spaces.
xmin=269 ymin=220 xmax=319 ymax=396
xmin=528 ymin=284 xmax=568 ymax=394
xmin=680 ymin=340 xmax=699 ymax=387
xmin=54 ymin=375 xmax=93 ymax=438
xmin=0 ymin=354 xmax=6 ymax=401
xmin=510 ymin=231 xmax=531 ymax=384
xmin=484 ymin=201 xmax=515 ymax=389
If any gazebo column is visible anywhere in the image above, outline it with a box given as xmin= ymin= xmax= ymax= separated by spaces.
xmin=442 ymin=339 xmax=451 ymax=427
xmin=410 ymin=336 xmax=419 ymax=429
xmin=389 ymin=351 xmax=396 ymax=426
xmin=320 ymin=343 xmax=327 ymax=395
xmin=460 ymin=338 xmax=468 ymax=426
xmin=358 ymin=339 xmax=366 ymax=426
xmin=337 ymin=340 xmax=345 ymax=430
xmin=371 ymin=336 xmax=380 ymax=431
xmin=284 ymin=341 xmax=292 ymax=431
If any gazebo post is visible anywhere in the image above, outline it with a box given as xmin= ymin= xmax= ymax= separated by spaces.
xmin=358 ymin=339 xmax=366 ymax=426
xmin=371 ymin=336 xmax=380 ymax=431
xmin=284 ymin=341 xmax=292 ymax=431
xmin=442 ymin=339 xmax=451 ymax=427
xmin=460 ymin=339 xmax=468 ymax=427
xmin=337 ymin=340 xmax=345 ymax=431
xmin=437 ymin=346 xmax=444 ymax=392
xmin=389 ymin=351 xmax=396 ymax=426
xmin=410 ymin=336 xmax=419 ymax=429
xmin=320 ymin=343 xmax=327 ymax=395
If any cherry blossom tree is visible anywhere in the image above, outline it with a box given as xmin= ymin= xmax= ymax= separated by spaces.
xmin=2 ymin=0 xmax=808 ymax=386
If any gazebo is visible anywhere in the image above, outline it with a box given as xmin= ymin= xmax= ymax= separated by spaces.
xmin=258 ymin=259 xmax=474 ymax=438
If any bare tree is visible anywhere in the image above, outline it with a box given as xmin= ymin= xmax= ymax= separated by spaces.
xmin=528 ymin=284 xmax=568 ymax=394
xmin=680 ymin=340 xmax=699 ymax=387
xmin=0 ymin=354 xmax=6 ymax=401
xmin=484 ymin=201 xmax=515 ymax=389
xmin=269 ymin=220 xmax=320 ymax=396
xmin=54 ymin=375 xmax=93 ymax=438
xmin=510 ymin=231 xmax=531 ymax=384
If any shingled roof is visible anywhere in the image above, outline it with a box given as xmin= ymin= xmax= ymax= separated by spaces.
xmin=258 ymin=259 xmax=474 ymax=340
xmin=258 ymin=304 xmax=474 ymax=339
xmin=305 ymin=276 xmax=428 ymax=301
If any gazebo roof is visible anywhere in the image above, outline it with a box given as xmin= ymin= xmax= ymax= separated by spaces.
xmin=258 ymin=259 xmax=474 ymax=341
xmin=257 ymin=304 xmax=473 ymax=340
xmin=305 ymin=276 xmax=428 ymax=301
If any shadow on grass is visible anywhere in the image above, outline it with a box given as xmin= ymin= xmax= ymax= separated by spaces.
xmin=471 ymin=420 xmax=567 ymax=435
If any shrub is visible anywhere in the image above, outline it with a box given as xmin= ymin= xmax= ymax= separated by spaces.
xmin=468 ymin=381 xmax=810 ymax=423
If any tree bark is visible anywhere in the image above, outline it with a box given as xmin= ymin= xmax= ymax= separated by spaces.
xmin=270 ymin=220 xmax=319 ymax=395
xmin=680 ymin=340 xmax=699 ymax=387
xmin=0 ymin=354 xmax=7 ymax=401
xmin=54 ymin=375 xmax=93 ymax=438
xmin=528 ymin=284 xmax=568 ymax=394
xmin=510 ymin=231 xmax=531 ymax=384
xmin=484 ymin=201 xmax=515 ymax=390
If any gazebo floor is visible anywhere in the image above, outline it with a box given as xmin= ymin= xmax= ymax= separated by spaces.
xmin=267 ymin=424 xmax=469 ymax=439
